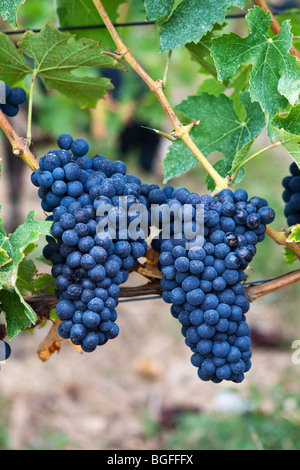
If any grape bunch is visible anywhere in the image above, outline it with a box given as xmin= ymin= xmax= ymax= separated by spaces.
xmin=31 ymin=133 xmax=276 ymax=384
xmin=282 ymin=162 xmax=300 ymax=226
xmin=152 ymin=187 xmax=275 ymax=383
xmin=0 ymin=83 xmax=26 ymax=117
xmin=31 ymin=133 xmax=149 ymax=352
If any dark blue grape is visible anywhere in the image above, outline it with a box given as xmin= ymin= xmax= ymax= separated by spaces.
xmin=64 ymin=163 xmax=81 ymax=181
xmin=71 ymin=138 xmax=89 ymax=157
xmin=0 ymin=84 xmax=26 ymax=117
xmin=8 ymin=86 xmax=26 ymax=105
xmin=57 ymin=134 xmax=73 ymax=150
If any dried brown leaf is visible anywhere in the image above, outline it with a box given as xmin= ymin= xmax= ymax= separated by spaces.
xmin=37 ymin=320 xmax=82 ymax=362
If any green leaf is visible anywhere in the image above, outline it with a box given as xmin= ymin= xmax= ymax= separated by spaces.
xmin=272 ymin=105 xmax=300 ymax=168
xmin=185 ymin=38 xmax=218 ymax=78
xmin=56 ymin=0 xmax=126 ymax=46
xmin=283 ymin=247 xmax=297 ymax=265
xmin=16 ymin=258 xmax=37 ymax=294
xmin=0 ymin=285 xmax=37 ymax=339
xmin=160 ymin=0 xmax=245 ymax=51
xmin=0 ymin=247 xmax=12 ymax=268
xmin=8 ymin=210 xmax=52 ymax=267
xmin=228 ymin=64 xmax=252 ymax=120
xmin=0 ymin=33 xmax=32 ymax=85
xmin=197 ymin=77 xmax=226 ymax=96
xmin=286 ymin=225 xmax=300 ymax=244
xmin=276 ymin=8 xmax=300 ymax=50
xmin=163 ymin=91 xmax=265 ymax=183
xmin=163 ymin=138 xmax=197 ymax=183
xmin=22 ymin=242 xmax=38 ymax=255
xmin=0 ymin=0 xmax=26 ymax=29
xmin=18 ymin=24 xmax=121 ymax=108
xmin=0 ymin=212 xmax=51 ymax=338
xmin=211 ymin=6 xmax=300 ymax=132
xmin=205 ymin=158 xmax=245 ymax=192
xmin=0 ymin=211 xmax=51 ymax=290
xmin=32 ymin=273 xmax=55 ymax=295
xmin=272 ymin=105 xmax=300 ymax=135
xmin=230 ymin=139 xmax=255 ymax=177
xmin=145 ymin=0 xmax=174 ymax=21
xmin=187 ymin=26 xmax=252 ymax=118
xmin=0 ymin=238 xmax=14 ymax=287
xmin=272 ymin=127 xmax=300 ymax=168
xmin=196 ymin=64 xmax=251 ymax=120
xmin=185 ymin=25 xmax=228 ymax=79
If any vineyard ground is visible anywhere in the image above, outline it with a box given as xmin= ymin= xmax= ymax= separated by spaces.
xmin=0 ymin=287 xmax=299 ymax=450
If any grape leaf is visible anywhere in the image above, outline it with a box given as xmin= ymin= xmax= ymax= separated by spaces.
xmin=272 ymin=105 xmax=300 ymax=135
xmin=211 ymin=6 xmax=300 ymax=132
xmin=0 ymin=209 xmax=51 ymax=277
xmin=283 ymin=247 xmax=297 ymax=264
xmin=0 ymin=285 xmax=37 ymax=339
xmin=185 ymin=37 xmax=218 ymax=78
xmin=276 ymin=8 xmax=300 ymax=50
xmin=56 ymin=0 xmax=126 ymax=46
xmin=0 ymin=211 xmax=51 ymax=338
xmin=0 ymin=0 xmax=26 ymax=29
xmin=0 ymin=33 xmax=32 ymax=85
xmin=160 ymin=0 xmax=245 ymax=51
xmin=23 ymin=242 xmax=38 ymax=255
xmin=272 ymin=106 xmax=300 ymax=168
xmin=16 ymin=257 xmax=37 ymax=295
xmin=145 ymin=0 xmax=174 ymax=21
xmin=185 ymin=25 xmax=229 ymax=79
xmin=186 ymin=27 xmax=252 ymax=117
xmin=0 ymin=247 xmax=12 ymax=268
xmin=272 ymin=127 xmax=300 ymax=169
xmin=205 ymin=158 xmax=245 ymax=192
xmin=163 ymin=91 xmax=265 ymax=183
xmin=197 ymin=64 xmax=252 ymax=121
xmin=286 ymin=225 xmax=300 ymax=243
xmin=230 ymin=139 xmax=255 ymax=177
xmin=8 ymin=210 xmax=52 ymax=268
xmin=32 ymin=273 xmax=55 ymax=295
xmin=0 ymin=229 xmax=13 ymax=276
xmin=16 ymin=261 xmax=55 ymax=296
xmin=18 ymin=24 xmax=121 ymax=108
xmin=197 ymin=77 xmax=226 ymax=96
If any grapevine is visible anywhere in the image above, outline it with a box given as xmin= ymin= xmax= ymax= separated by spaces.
xmin=0 ymin=0 xmax=298 ymax=392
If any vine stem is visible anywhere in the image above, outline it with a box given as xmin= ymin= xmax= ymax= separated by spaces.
xmin=0 ymin=109 xmax=39 ymax=171
xmin=92 ymin=0 xmax=228 ymax=193
xmin=0 ymin=267 xmax=298 ymax=341
xmin=253 ymin=0 xmax=300 ymax=60
xmin=7 ymin=267 xmax=298 ymax=338
xmin=231 ymin=141 xmax=281 ymax=183
xmin=266 ymin=225 xmax=300 ymax=259
xmin=245 ymin=269 xmax=300 ymax=301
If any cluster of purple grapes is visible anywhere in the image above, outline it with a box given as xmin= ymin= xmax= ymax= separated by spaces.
xmin=282 ymin=162 xmax=300 ymax=226
xmin=31 ymin=133 xmax=276 ymax=384
xmin=0 ymin=83 xmax=26 ymax=117
xmin=31 ymin=133 xmax=151 ymax=352
xmin=152 ymin=187 xmax=275 ymax=383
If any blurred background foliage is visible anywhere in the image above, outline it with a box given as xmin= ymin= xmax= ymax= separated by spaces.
xmin=0 ymin=0 xmax=299 ymax=451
